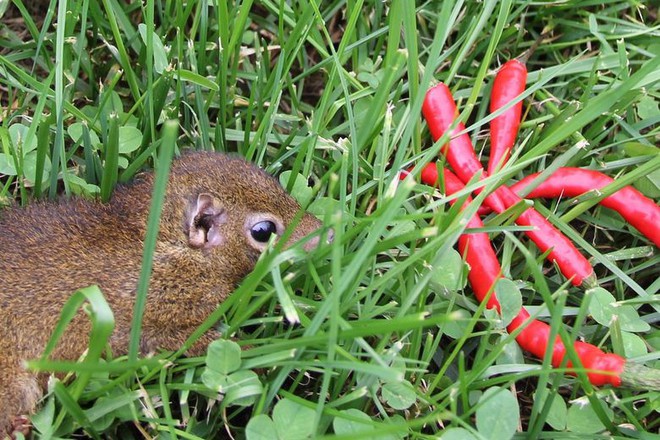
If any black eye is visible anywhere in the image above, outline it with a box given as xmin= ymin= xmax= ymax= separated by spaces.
xmin=250 ymin=220 xmax=277 ymax=243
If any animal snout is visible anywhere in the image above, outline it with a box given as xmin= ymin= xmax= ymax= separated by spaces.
xmin=303 ymin=228 xmax=334 ymax=252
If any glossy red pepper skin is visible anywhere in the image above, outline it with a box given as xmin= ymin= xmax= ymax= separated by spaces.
xmin=415 ymin=163 xmax=625 ymax=387
xmin=422 ymin=84 xmax=506 ymax=212
xmin=488 ymin=59 xmax=527 ymax=174
xmin=473 ymin=168 xmax=660 ymax=247
xmin=422 ymin=85 xmax=595 ymax=286
xmin=509 ymin=309 xmax=624 ymax=387
xmin=496 ymin=185 xmax=596 ymax=286
xmin=511 ymin=168 xmax=660 ymax=247
xmin=423 ymin=164 xmax=503 ymax=311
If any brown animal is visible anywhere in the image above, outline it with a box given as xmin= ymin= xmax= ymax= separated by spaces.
xmin=0 ymin=151 xmax=326 ymax=436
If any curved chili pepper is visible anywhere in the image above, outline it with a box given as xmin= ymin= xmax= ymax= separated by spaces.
xmin=508 ymin=309 xmax=625 ymax=387
xmin=474 ymin=168 xmax=660 ymax=247
xmin=408 ymin=163 xmax=658 ymax=389
xmin=511 ymin=168 xmax=660 ymax=247
xmin=422 ymin=83 xmax=506 ymax=212
xmin=405 ymin=163 xmax=502 ymax=310
xmin=488 ymin=59 xmax=527 ymax=174
xmin=425 ymin=165 xmax=503 ymax=311
xmin=422 ymin=84 xmax=595 ymax=287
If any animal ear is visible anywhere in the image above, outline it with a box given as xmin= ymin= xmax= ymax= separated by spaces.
xmin=186 ymin=193 xmax=227 ymax=249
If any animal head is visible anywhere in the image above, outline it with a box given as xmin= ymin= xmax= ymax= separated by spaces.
xmin=158 ymin=152 xmax=328 ymax=274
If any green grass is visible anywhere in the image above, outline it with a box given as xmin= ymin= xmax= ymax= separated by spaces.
xmin=1 ymin=0 xmax=659 ymax=438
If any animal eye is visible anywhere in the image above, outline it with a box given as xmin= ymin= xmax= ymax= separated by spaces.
xmin=250 ymin=220 xmax=277 ymax=243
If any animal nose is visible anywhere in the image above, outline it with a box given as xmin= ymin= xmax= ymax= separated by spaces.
xmin=302 ymin=228 xmax=334 ymax=251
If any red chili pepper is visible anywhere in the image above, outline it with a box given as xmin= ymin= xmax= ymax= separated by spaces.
xmin=414 ymin=163 xmax=503 ymax=311
xmin=508 ymin=309 xmax=626 ymax=387
xmin=422 ymin=83 xmax=507 ymax=212
xmin=511 ymin=168 xmax=660 ymax=247
xmin=474 ymin=168 xmax=660 ymax=247
xmin=497 ymin=185 xmax=597 ymax=286
xmin=422 ymin=85 xmax=595 ymax=286
xmin=412 ymin=164 xmax=658 ymax=389
xmin=488 ymin=59 xmax=527 ymax=174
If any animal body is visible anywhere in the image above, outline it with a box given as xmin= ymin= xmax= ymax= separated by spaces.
xmin=0 ymin=151 xmax=324 ymax=436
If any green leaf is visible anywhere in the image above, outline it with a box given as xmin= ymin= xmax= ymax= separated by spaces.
xmin=589 ymin=287 xmax=650 ymax=332
xmin=566 ymin=399 xmax=612 ymax=434
xmin=385 ymin=219 xmax=417 ymax=240
xmin=475 ymin=387 xmax=519 ymax=440
xmin=85 ymin=390 xmax=140 ymax=431
xmin=100 ymin=112 xmax=120 ymax=202
xmin=0 ymin=0 xmax=9 ymax=19
xmin=439 ymin=309 xmax=470 ymax=340
xmin=533 ymin=391 xmax=567 ymax=431
xmin=430 ymin=247 xmax=466 ymax=291
xmin=494 ymin=278 xmax=522 ymax=328
xmin=22 ymin=151 xmax=51 ymax=184
xmin=246 ymin=414 xmax=279 ymax=440
xmin=85 ymin=390 xmax=139 ymax=423
xmin=333 ymin=408 xmax=375 ymax=437
xmin=52 ymin=380 xmax=94 ymax=435
xmin=636 ymin=95 xmax=660 ymax=120
xmin=201 ymin=369 xmax=229 ymax=392
xmin=178 ymin=69 xmax=220 ymax=91
xmin=588 ymin=287 xmax=616 ymax=327
xmin=353 ymin=96 xmax=375 ymax=131
xmin=386 ymin=414 xmax=409 ymax=439
xmin=617 ymin=305 xmax=651 ymax=333
xmin=108 ymin=91 xmax=125 ymax=115
xmin=0 ymin=153 xmax=17 ymax=175
xmin=381 ymin=380 xmax=417 ymax=410
xmin=88 ymin=409 xmax=114 ymax=432
xmin=621 ymin=331 xmax=648 ymax=358
xmin=633 ymin=168 xmax=660 ymax=199
xmin=271 ymin=267 xmax=300 ymax=325
xmin=357 ymin=71 xmax=380 ymax=88
xmin=205 ymin=339 xmax=242 ymax=375
xmin=307 ymin=197 xmax=342 ymax=217
xmin=623 ymin=142 xmax=659 ymax=157
xmin=67 ymin=174 xmax=101 ymax=196
xmin=137 ymin=23 xmax=168 ymax=74
xmin=117 ymin=126 xmax=143 ymax=154
xmin=224 ymin=370 xmax=264 ymax=407
xmin=68 ymin=122 xmax=102 ymax=149
xmin=496 ymin=334 xmax=524 ymax=365
xmin=30 ymin=396 xmax=56 ymax=437
xmin=9 ymin=123 xmax=37 ymax=154
xmin=118 ymin=156 xmax=129 ymax=169
xmin=272 ymin=398 xmax=316 ymax=440
xmin=279 ymin=171 xmax=314 ymax=207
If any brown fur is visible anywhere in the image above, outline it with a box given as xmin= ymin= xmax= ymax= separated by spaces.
xmin=0 ymin=151 xmax=324 ymax=436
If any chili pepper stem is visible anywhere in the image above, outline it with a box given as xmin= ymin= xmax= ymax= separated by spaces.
xmin=621 ymin=363 xmax=660 ymax=391
xmin=582 ymin=273 xmax=598 ymax=290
